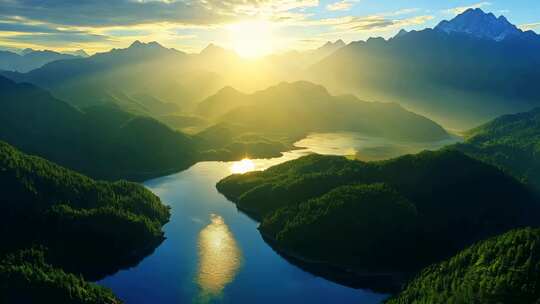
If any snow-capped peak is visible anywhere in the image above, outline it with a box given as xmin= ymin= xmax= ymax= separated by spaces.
xmin=435 ymin=8 xmax=522 ymax=41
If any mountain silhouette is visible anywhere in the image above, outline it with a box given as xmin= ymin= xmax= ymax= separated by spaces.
xmin=309 ymin=9 xmax=540 ymax=128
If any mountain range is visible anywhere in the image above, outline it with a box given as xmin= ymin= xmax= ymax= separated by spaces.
xmin=0 ymin=49 xmax=84 ymax=73
xmin=1 ymin=8 xmax=537 ymax=132
xmin=309 ymin=8 xmax=540 ymax=129
xmin=0 ymin=39 xmax=348 ymax=118
xmin=0 ymin=41 xmax=219 ymax=114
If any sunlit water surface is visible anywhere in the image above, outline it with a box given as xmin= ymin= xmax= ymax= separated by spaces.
xmin=98 ymin=132 xmax=460 ymax=303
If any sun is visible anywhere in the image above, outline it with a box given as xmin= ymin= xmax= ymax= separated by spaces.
xmin=227 ymin=20 xmax=275 ymax=58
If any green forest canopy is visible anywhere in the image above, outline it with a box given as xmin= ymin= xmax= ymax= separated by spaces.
xmin=217 ymin=150 xmax=539 ymax=273
xmin=0 ymin=140 xmax=171 ymax=303
xmin=386 ymin=227 xmax=540 ymax=304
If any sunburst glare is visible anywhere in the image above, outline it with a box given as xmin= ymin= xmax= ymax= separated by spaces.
xmin=230 ymin=158 xmax=256 ymax=174
xmin=227 ymin=20 xmax=275 ymax=58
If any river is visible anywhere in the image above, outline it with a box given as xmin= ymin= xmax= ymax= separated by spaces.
xmin=98 ymin=132 xmax=459 ymax=303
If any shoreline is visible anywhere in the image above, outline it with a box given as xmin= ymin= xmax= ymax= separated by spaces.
xmin=228 ymin=201 xmax=406 ymax=294
xmin=258 ymin=229 xmax=406 ymax=294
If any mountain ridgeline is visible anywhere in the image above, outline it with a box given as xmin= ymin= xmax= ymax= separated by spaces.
xmin=217 ymin=150 xmax=539 ymax=281
xmin=0 ymin=41 xmax=225 ymax=114
xmin=1 ymin=9 xmax=538 ymax=131
xmin=309 ymin=8 xmax=540 ymax=128
xmin=197 ymin=81 xmax=449 ymax=142
xmin=0 ymin=75 xmax=196 ymax=181
xmin=0 ymin=141 xmax=171 ymax=303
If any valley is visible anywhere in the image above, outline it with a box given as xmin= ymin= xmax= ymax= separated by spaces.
xmin=1 ymin=4 xmax=540 ymax=304
xmin=98 ymin=133 xmax=455 ymax=303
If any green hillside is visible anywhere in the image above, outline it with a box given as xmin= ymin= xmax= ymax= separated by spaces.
xmin=387 ymin=227 xmax=540 ymax=304
xmin=0 ymin=75 xmax=196 ymax=181
xmin=0 ymin=140 xmax=171 ymax=301
xmin=218 ymin=150 xmax=538 ymax=274
xmin=454 ymin=107 xmax=540 ymax=190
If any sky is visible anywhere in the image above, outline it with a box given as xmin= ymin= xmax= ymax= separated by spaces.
xmin=0 ymin=0 xmax=539 ymax=56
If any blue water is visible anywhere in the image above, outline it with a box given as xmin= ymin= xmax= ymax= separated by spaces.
xmin=99 ymin=133 xmax=460 ymax=303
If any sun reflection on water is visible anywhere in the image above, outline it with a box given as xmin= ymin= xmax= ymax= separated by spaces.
xmin=196 ymin=214 xmax=242 ymax=303
xmin=230 ymin=158 xmax=256 ymax=174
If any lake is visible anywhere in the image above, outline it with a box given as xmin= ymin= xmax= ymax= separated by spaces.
xmin=98 ymin=133 xmax=460 ymax=303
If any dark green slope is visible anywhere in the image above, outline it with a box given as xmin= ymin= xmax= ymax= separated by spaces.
xmin=0 ymin=75 xmax=196 ymax=181
xmin=194 ymin=122 xmax=295 ymax=161
xmin=0 ymin=141 xmax=171 ymax=302
xmin=217 ymin=150 xmax=538 ymax=275
xmin=454 ymin=107 xmax=540 ymax=191
xmin=199 ymin=81 xmax=449 ymax=142
xmin=262 ymin=183 xmax=419 ymax=272
xmin=0 ymin=249 xmax=120 ymax=304
xmin=0 ymin=140 xmax=170 ymax=276
xmin=387 ymin=227 xmax=540 ymax=304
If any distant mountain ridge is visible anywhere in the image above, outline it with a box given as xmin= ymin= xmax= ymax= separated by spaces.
xmin=0 ymin=49 xmax=80 ymax=72
xmin=0 ymin=40 xmax=221 ymax=114
xmin=309 ymin=9 xmax=540 ymax=129
xmin=0 ymin=39 xmax=349 ymax=115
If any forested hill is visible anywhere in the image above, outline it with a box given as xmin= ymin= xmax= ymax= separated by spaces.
xmin=0 ymin=75 xmax=196 ymax=181
xmin=386 ymin=227 xmax=540 ymax=304
xmin=454 ymin=107 xmax=540 ymax=190
xmin=0 ymin=140 xmax=170 ymax=303
xmin=217 ymin=150 xmax=539 ymax=276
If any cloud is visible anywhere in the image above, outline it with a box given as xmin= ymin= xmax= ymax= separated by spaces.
xmin=520 ymin=22 xmax=540 ymax=31
xmin=348 ymin=15 xmax=433 ymax=32
xmin=383 ymin=8 xmax=421 ymax=17
xmin=0 ymin=1 xmax=435 ymax=53
xmin=0 ymin=21 xmax=82 ymax=34
xmin=443 ymin=2 xmax=492 ymax=15
xmin=0 ymin=0 xmax=321 ymax=52
xmin=0 ymin=0 xmax=226 ymax=27
xmin=297 ymin=13 xmax=433 ymax=33
xmin=0 ymin=16 xmax=113 ymax=49
xmin=326 ymin=0 xmax=357 ymax=12
xmin=0 ymin=0 xmax=319 ymax=27
xmin=225 ymin=0 xmax=319 ymax=15
xmin=0 ymin=32 xmax=110 ymax=45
